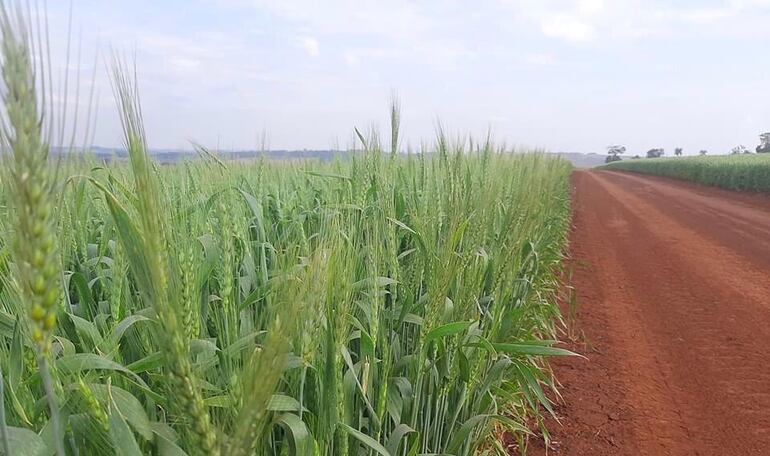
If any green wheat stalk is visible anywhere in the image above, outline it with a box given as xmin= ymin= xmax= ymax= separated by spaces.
xmin=108 ymin=57 xmax=220 ymax=455
xmin=0 ymin=6 xmax=67 ymax=456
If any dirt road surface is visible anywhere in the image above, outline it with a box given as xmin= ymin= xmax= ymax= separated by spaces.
xmin=531 ymin=170 xmax=770 ymax=456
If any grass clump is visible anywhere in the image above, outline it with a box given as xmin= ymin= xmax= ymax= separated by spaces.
xmin=603 ymin=154 xmax=770 ymax=191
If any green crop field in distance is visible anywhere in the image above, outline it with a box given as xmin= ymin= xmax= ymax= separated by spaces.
xmin=603 ymin=154 xmax=770 ymax=192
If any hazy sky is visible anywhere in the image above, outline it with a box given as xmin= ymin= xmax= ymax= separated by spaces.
xmin=44 ymin=0 xmax=770 ymax=155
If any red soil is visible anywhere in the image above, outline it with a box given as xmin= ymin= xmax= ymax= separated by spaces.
xmin=529 ymin=170 xmax=770 ymax=456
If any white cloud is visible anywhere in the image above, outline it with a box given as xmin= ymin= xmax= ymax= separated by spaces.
xmin=246 ymin=0 xmax=428 ymax=43
xmin=524 ymin=52 xmax=557 ymax=66
xmin=169 ymin=57 xmax=202 ymax=72
xmin=499 ymin=0 xmax=770 ymax=43
xmin=541 ymin=14 xmax=596 ymax=42
xmin=656 ymin=6 xmax=735 ymax=24
xmin=342 ymin=48 xmax=405 ymax=68
xmin=578 ymin=0 xmax=604 ymax=15
xmin=499 ymin=0 xmax=604 ymax=43
xmin=344 ymin=51 xmax=360 ymax=68
xmin=297 ymin=36 xmax=320 ymax=57
xmin=489 ymin=115 xmax=511 ymax=123
xmin=731 ymin=0 xmax=770 ymax=10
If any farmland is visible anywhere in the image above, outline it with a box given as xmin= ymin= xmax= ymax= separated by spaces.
xmin=5 ymin=2 xmax=770 ymax=455
xmin=603 ymin=154 xmax=770 ymax=191
xmin=0 ymin=15 xmax=575 ymax=455
xmin=1 ymin=147 xmax=574 ymax=456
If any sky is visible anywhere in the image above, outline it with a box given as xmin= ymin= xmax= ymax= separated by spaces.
xmin=42 ymin=0 xmax=770 ymax=155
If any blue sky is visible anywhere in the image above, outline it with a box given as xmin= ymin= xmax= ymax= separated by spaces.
xmin=45 ymin=0 xmax=770 ymax=155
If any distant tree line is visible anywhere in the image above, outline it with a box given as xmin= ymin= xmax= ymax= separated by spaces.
xmin=605 ymin=132 xmax=770 ymax=162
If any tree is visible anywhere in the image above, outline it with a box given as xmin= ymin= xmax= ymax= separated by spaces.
xmin=605 ymin=144 xmax=625 ymax=163
xmin=731 ymin=145 xmax=749 ymax=155
xmin=757 ymin=132 xmax=770 ymax=153
xmin=699 ymin=149 xmax=708 ymax=156
xmin=674 ymin=147 xmax=683 ymax=156
xmin=646 ymin=148 xmax=664 ymax=158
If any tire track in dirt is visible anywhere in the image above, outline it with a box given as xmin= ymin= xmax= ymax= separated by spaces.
xmin=529 ymin=170 xmax=770 ymax=456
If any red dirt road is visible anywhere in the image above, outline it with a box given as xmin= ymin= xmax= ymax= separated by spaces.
xmin=534 ymin=170 xmax=770 ymax=455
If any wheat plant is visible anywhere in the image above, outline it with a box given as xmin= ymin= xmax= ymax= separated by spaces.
xmin=0 ymin=6 xmax=575 ymax=456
